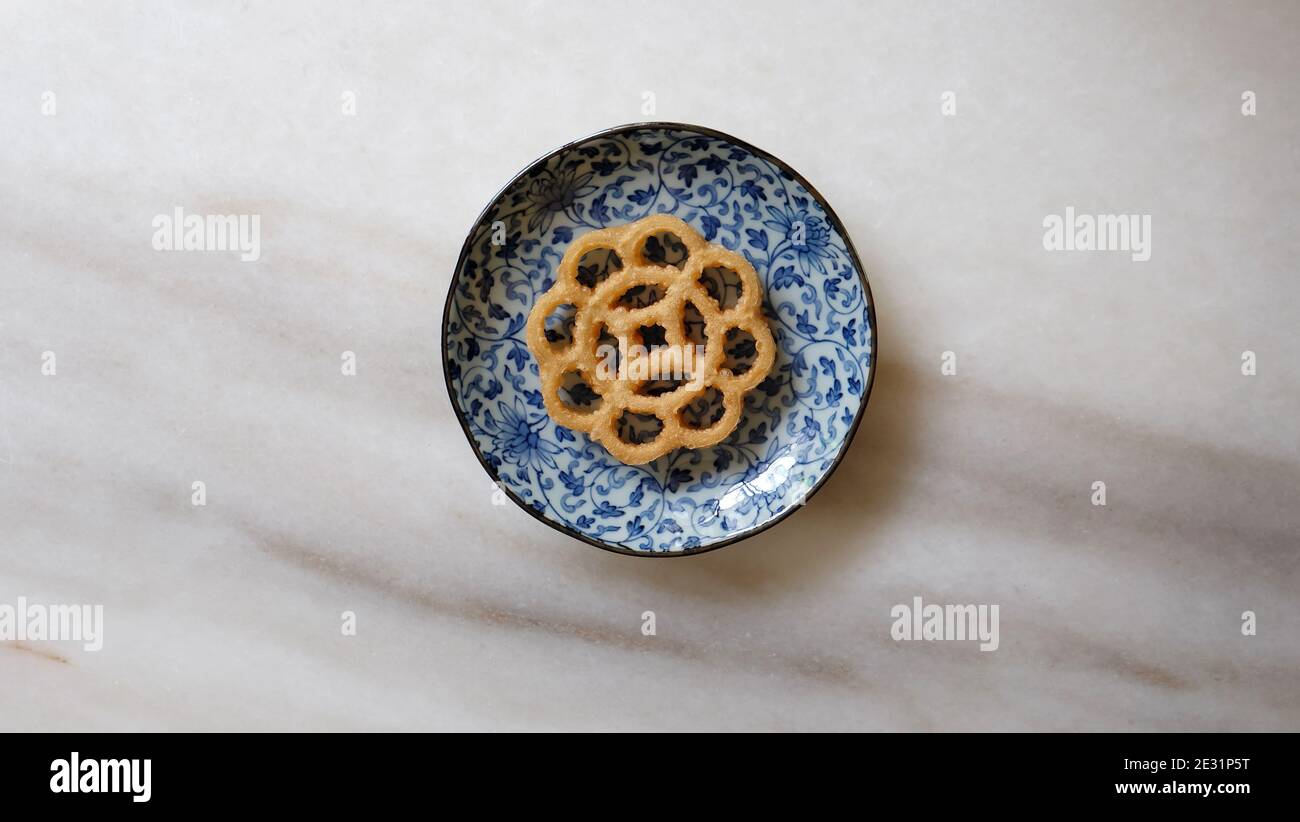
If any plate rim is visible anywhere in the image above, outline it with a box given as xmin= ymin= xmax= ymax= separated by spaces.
xmin=441 ymin=121 xmax=879 ymax=558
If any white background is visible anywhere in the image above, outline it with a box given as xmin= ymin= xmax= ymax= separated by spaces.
xmin=2 ymin=0 xmax=1297 ymax=730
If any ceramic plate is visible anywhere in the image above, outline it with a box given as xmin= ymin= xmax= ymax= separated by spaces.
xmin=443 ymin=123 xmax=876 ymax=556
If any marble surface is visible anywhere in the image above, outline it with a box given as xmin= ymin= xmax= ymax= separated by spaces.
xmin=2 ymin=1 xmax=1297 ymax=731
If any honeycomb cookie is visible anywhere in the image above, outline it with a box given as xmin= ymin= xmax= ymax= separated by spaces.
xmin=525 ymin=214 xmax=775 ymax=464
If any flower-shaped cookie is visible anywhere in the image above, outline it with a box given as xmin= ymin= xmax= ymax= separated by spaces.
xmin=526 ymin=214 xmax=775 ymax=464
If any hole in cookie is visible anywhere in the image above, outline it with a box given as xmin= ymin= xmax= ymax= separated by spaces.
xmin=558 ymin=371 xmax=602 ymax=412
xmin=543 ymin=303 xmax=577 ymax=347
xmin=636 ymin=324 xmax=668 ymax=347
xmin=722 ymin=328 xmax=758 ymax=376
xmin=576 ymin=248 xmax=622 ymax=288
xmin=684 ymin=300 xmax=709 ymax=347
xmin=641 ymin=231 xmax=689 ymax=269
xmin=594 ymin=324 xmax=621 ymax=377
xmin=614 ymin=283 xmax=665 ymax=309
xmin=631 ymin=377 xmax=686 ymax=395
xmin=680 ymin=387 xmax=726 ymax=430
xmin=636 ymin=377 xmax=688 ymax=397
xmin=698 ymin=265 xmax=743 ymax=310
xmin=616 ymin=411 xmax=664 ymax=445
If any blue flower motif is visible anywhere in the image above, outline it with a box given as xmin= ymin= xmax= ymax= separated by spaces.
xmin=526 ymin=168 xmax=597 ymax=233
xmin=481 ymin=396 xmax=561 ymax=470
xmin=765 ymin=206 xmax=835 ymax=274
xmin=721 ymin=441 xmax=798 ymax=516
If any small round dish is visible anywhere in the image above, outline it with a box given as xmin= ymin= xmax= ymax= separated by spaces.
xmin=443 ymin=122 xmax=876 ymax=556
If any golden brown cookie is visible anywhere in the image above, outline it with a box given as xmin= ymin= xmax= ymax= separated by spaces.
xmin=526 ymin=214 xmax=775 ymax=464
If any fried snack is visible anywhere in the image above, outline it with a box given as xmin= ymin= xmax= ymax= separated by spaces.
xmin=525 ymin=214 xmax=775 ymax=464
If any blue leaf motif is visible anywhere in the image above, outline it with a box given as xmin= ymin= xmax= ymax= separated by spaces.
xmin=507 ymin=345 xmax=528 ymax=372
xmin=700 ymin=214 xmax=721 ymax=241
xmin=826 ymin=379 xmax=843 ymax=406
xmin=593 ymin=500 xmax=623 ymax=518
xmin=590 ymin=193 xmax=610 ymax=225
xmin=772 ymin=265 xmax=803 ymax=290
xmin=559 ymin=470 xmax=584 ymax=495
xmin=666 ymin=468 xmax=693 ymax=493
xmin=746 ymin=228 xmax=768 ymax=251
xmin=801 ymin=414 xmax=821 ymax=440
xmin=796 ymin=311 xmax=818 ymax=336
xmin=738 ymin=179 xmax=765 ymax=201
xmin=841 ymin=319 xmax=858 ymax=347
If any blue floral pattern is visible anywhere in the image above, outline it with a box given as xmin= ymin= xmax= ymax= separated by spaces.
xmin=444 ymin=125 xmax=875 ymax=554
